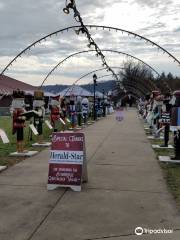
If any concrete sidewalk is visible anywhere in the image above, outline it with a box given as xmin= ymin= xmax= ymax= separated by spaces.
xmin=0 ymin=109 xmax=180 ymax=240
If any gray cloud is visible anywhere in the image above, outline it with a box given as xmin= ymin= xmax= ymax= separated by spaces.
xmin=0 ymin=0 xmax=180 ymax=85
xmin=134 ymin=0 xmax=173 ymax=8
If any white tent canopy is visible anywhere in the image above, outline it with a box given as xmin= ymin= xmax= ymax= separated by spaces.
xmin=95 ymin=91 xmax=104 ymax=98
xmin=59 ymin=86 xmax=92 ymax=97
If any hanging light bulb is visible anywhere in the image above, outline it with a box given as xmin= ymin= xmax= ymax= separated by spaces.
xmin=63 ymin=7 xmax=70 ymax=14
xmin=74 ymin=29 xmax=80 ymax=35
xmin=63 ymin=1 xmax=74 ymax=14
xmin=87 ymin=41 xmax=95 ymax=48
xmin=74 ymin=9 xmax=80 ymax=21
xmin=101 ymin=54 xmax=105 ymax=60
xmin=74 ymin=27 xmax=86 ymax=35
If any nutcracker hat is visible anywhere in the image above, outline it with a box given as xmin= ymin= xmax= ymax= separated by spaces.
xmin=13 ymin=89 xmax=25 ymax=99
xmin=34 ymin=90 xmax=44 ymax=100
xmin=173 ymin=90 xmax=180 ymax=97
xmin=152 ymin=90 xmax=160 ymax=98
xmin=51 ymin=95 xmax=60 ymax=101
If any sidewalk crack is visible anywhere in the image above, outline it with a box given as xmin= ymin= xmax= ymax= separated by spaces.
xmin=26 ymin=189 xmax=67 ymax=240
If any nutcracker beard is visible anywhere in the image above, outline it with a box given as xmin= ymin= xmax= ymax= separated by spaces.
xmin=51 ymin=106 xmax=60 ymax=132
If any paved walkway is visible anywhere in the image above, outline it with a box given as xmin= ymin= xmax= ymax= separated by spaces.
xmin=0 ymin=109 xmax=180 ymax=240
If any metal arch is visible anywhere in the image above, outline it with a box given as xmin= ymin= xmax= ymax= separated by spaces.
xmin=98 ymin=73 xmax=153 ymax=93
xmin=123 ymin=80 xmax=150 ymax=94
xmin=73 ymin=67 xmax=157 ymax=89
xmin=62 ymin=70 xmax=121 ymax=97
xmin=95 ymin=73 xmax=120 ymax=81
xmin=120 ymin=69 xmax=158 ymax=91
xmin=72 ymin=67 xmax=123 ymax=87
xmin=125 ymin=73 xmax=156 ymax=91
xmin=124 ymin=79 xmax=153 ymax=92
xmin=125 ymin=92 xmax=140 ymax=100
xmin=61 ymin=67 xmax=123 ymax=97
xmin=123 ymin=83 xmax=147 ymax=96
xmin=1 ymin=24 xmax=179 ymax=76
xmin=120 ymin=85 xmax=144 ymax=98
xmin=62 ymin=75 xmax=146 ymax=98
xmin=123 ymin=86 xmax=144 ymax=98
xmin=120 ymin=85 xmax=146 ymax=98
xmin=62 ymin=66 xmax=156 ymax=98
xmin=41 ymin=49 xmax=160 ymax=86
xmin=122 ymin=75 xmax=156 ymax=91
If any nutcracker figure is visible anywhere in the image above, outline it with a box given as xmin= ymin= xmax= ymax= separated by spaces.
xmin=50 ymin=95 xmax=61 ymax=132
xmin=60 ymin=97 xmax=67 ymax=120
xmin=76 ymin=96 xmax=82 ymax=127
xmin=152 ymin=94 xmax=164 ymax=137
xmin=33 ymin=90 xmax=45 ymax=144
xmin=12 ymin=90 xmax=27 ymax=153
xmin=159 ymin=93 xmax=171 ymax=147
xmin=145 ymin=90 xmax=160 ymax=131
xmin=81 ymin=97 xmax=89 ymax=124
xmin=170 ymin=90 xmax=180 ymax=159
xmin=69 ymin=95 xmax=77 ymax=129
xmin=60 ymin=97 xmax=67 ymax=131
xmin=144 ymin=93 xmax=151 ymax=119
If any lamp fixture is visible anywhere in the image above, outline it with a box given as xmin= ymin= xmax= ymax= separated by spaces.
xmin=63 ymin=0 xmax=75 ymax=14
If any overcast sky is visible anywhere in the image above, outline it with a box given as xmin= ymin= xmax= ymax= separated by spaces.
xmin=0 ymin=0 xmax=180 ymax=86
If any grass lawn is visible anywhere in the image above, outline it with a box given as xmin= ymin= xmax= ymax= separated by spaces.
xmin=0 ymin=114 xmax=92 ymax=167
xmin=0 ymin=116 xmax=52 ymax=166
xmin=146 ymin=127 xmax=180 ymax=210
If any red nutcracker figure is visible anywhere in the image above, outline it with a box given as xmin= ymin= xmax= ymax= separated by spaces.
xmin=50 ymin=95 xmax=61 ymax=132
xmin=12 ymin=90 xmax=26 ymax=153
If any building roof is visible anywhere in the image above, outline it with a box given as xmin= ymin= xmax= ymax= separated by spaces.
xmin=0 ymin=75 xmax=37 ymax=95
xmin=25 ymin=90 xmax=56 ymax=97
xmin=59 ymin=85 xmax=92 ymax=97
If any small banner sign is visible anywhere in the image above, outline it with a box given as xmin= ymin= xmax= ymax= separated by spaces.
xmin=160 ymin=112 xmax=170 ymax=124
xmin=45 ymin=120 xmax=53 ymax=130
xmin=47 ymin=132 xmax=87 ymax=191
xmin=0 ymin=129 xmax=9 ymax=144
xmin=59 ymin=118 xmax=66 ymax=125
xmin=29 ymin=124 xmax=38 ymax=135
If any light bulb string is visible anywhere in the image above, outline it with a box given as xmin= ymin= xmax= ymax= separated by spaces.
xmin=63 ymin=0 xmax=119 ymax=82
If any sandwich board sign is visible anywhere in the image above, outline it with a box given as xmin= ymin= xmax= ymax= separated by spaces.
xmin=47 ymin=132 xmax=88 ymax=192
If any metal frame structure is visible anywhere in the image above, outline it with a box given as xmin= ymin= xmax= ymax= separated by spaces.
xmin=1 ymin=25 xmax=179 ymax=76
xmin=94 ymin=74 xmax=153 ymax=93
xmin=41 ymin=49 xmax=160 ymax=86
xmin=75 ymin=68 xmax=156 ymax=89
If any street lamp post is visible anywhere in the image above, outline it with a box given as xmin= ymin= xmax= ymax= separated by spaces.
xmin=93 ymin=74 xmax=97 ymax=120
xmin=102 ymin=88 xmax=106 ymax=117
